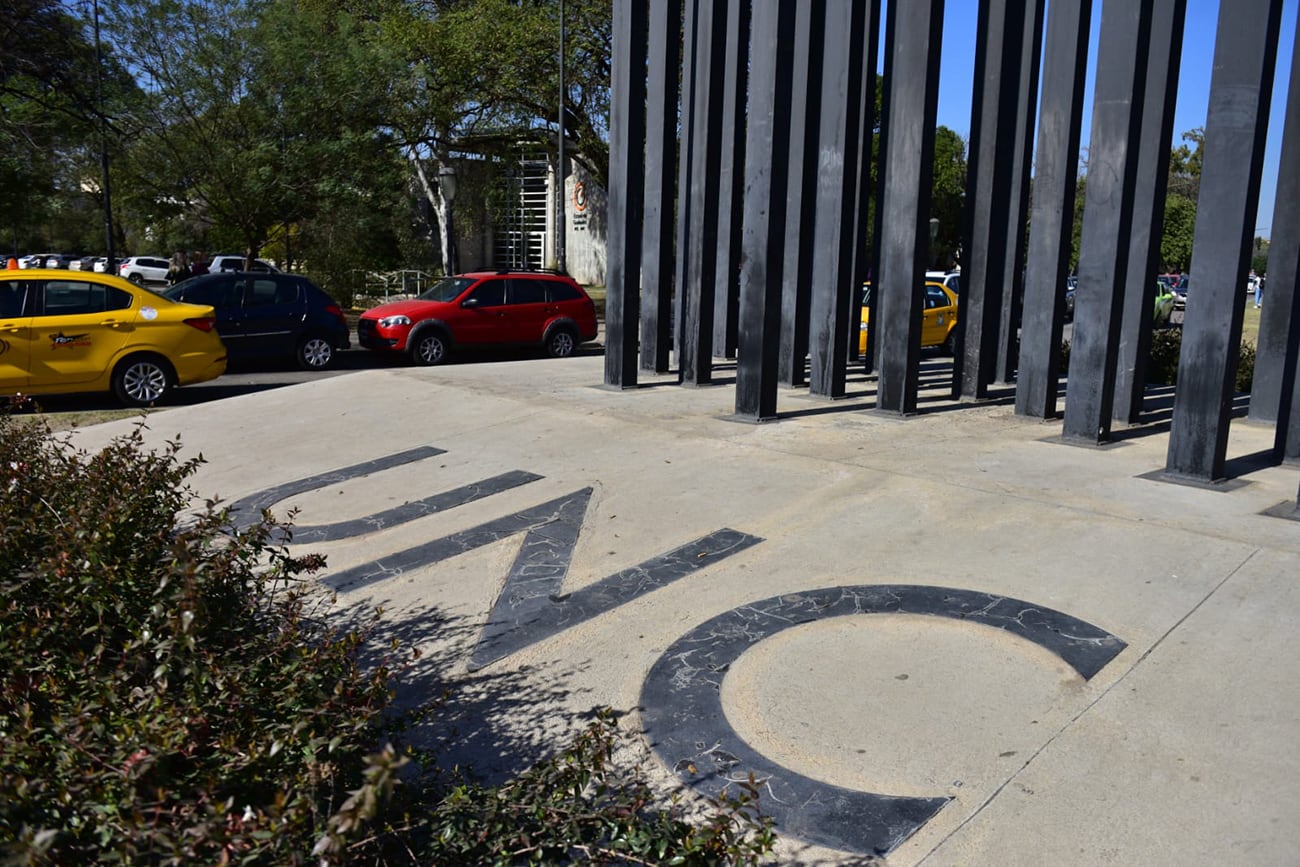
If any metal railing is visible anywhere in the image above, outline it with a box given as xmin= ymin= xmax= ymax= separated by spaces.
xmin=349 ymin=269 xmax=434 ymax=303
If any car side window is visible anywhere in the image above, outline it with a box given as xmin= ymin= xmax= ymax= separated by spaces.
xmin=0 ymin=282 xmax=30 ymax=317
xmin=508 ymin=279 xmax=548 ymax=305
xmin=36 ymin=281 xmax=131 ymax=316
xmin=247 ymin=277 xmax=298 ymax=307
xmin=180 ymin=277 xmax=242 ymax=309
xmin=545 ymin=280 xmax=582 ymax=302
xmin=466 ymin=280 xmax=506 ymax=307
xmin=925 ymin=285 xmax=948 ymax=309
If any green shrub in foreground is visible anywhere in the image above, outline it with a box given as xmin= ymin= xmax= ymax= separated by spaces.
xmin=0 ymin=417 xmax=394 ymax=863
xmin=0 ymin=414 xmax=775 ymax=865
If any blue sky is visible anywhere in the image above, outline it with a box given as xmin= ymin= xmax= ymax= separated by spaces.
xmin=930 ymin=0 xmax=1297 ymax=240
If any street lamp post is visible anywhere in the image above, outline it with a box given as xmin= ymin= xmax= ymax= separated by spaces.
xmin=556 ymin=0 xmax=568 ymax=274
xmin=439 ymin=163 xmax=457 ymax=275
xmin=92 ymin=0 xmax=116 ymax=272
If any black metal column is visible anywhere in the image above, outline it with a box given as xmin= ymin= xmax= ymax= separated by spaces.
xmin=735 ymin=0 xmax=798 ymax=422
xmin=603 ymin=2 xmax=647 ymax=388
xmin=846 ymin=2 xmax=882 ymax=368
xmin=777 ymin=1 xmax=824 ymax=388
xmin=875 ymin=0 xmax=944 ymax=414
xmin=1166 ymin=0 xmax=1283 ymax=480
xmin=865 ymin=0 xmax=898 ymax=377
xmin=994 ymin=0 xmax=1044 ymax=385
xmin=679 ymin=0 xmax=729 ymax=386
xmin=640 ymin=0 xmax=681 ymax=374
xmin=1061 ymin=0 xmax=1152 ymax=444
xmin=1254 ymin=17 xmax=1300 ymax=427
xmin=958 ymin=0 xmax=1029 ymax=400
xmin=807 ymin=0 xmax=873 ymax=400
xmin=1114 ymin=0 xmax=1187 ymax=424
xmin=712 ymin=0 xmax=749 ymax=361
xmin=1270 ymin=20 xmax=1300 ymax=462
xmin=1016 ymin=0 xmax=1092 ymax=419
xmin=673 ymin=0 xmax=698 ymax=368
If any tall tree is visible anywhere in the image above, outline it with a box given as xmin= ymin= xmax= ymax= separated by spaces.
xmin=0 ymin=0 xmax=137 ymax=253
xmin=102 ymin=0 xmax=401 ymax=266
xmin=369 ymin=0 xmax=611 ymax=270
xmin=1161 ymin=128 xmax=1203 ymax=271
xmin=931 ymin=126 xmax=968 ymax=269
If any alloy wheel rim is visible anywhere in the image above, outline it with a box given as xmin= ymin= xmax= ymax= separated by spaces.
xmin=304 ymin=339 xmax=331 ymax=367
xmin=420 ymin=337 xmax=444 ymax=363
xmin=125 ymin=363 xmax=166 ymax=402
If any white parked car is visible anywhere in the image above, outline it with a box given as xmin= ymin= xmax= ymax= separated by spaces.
xmin=44 ymin=254 xmax=74 ymax=269
xmin=206 ymin=254 xmax=279 ymax=273
xmin=926 ymin=270 xmax=961 ymax=295
xmin=118 ymin=255 xmax=171 ymax=285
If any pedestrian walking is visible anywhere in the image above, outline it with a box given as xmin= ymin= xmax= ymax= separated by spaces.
xmin=1256 ymin=272 xmax=1266 ymax=308
xmin=166 ymin=251 xmax=191 ymax=285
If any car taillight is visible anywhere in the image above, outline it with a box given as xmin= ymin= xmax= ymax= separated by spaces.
xmin=184 ymin=317 xmax=217 ymax=332
xmin=325 ymin=303 xmax=345 ymax=323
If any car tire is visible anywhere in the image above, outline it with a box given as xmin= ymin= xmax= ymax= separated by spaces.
xmin=297 ymin=336 xmax=335 ymax=370
xmin=943 ymin=331 xmax=957 ymax=357
xmin=410 ymin=330 xmax=448 ymax=366
xmin=128 ymin=273 xmax=144 ymax=286
xmin=544 ymin=325 xmax=578 ymax=359
xmin=112 ymin=355 xmax=173 ymax=407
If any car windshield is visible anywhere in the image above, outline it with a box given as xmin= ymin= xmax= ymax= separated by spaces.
xmin=417 ymin=277 xmax=476 ymax=302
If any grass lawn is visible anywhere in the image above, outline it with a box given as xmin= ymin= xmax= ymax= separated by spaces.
xmin=1241 ymin=300 xmax=1263 ymax=347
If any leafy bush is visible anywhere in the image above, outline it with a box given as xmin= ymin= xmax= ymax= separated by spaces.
xmin=1063 ymin=330 xmax=1256 ymax=394
xmin=1147 ymin=328 xmax=1182 ymax=385
xmin=1236 ymin=340 xmax=1256 ymax=393
xmin=0 ymin=417 xmax=394 ymax=863
xmin=1146 ymin=328 xmax=1255 ymax=392
xmin=0 ymin=413 xmax=775 ymax=865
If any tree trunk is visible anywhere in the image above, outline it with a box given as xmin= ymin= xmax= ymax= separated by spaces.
xmin=410 ymin=149 xmax=454 ymax=275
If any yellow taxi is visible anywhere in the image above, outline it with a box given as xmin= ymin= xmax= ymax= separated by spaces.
xmin=859 ymin=280 xmax=959 ymax=356
xmin=1 ymin=269 xmax=227 ymax=407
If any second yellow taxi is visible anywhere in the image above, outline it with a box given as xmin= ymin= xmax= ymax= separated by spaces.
xmin=859 ymin=280 xmax=959 ymax=356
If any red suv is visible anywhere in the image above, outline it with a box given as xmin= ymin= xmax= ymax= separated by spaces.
xmin=358 ymin=271 xmax=598 ymax=365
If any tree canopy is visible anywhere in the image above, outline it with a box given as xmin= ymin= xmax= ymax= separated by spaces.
xmin=2 ymin=0 xmax=610 ymax=294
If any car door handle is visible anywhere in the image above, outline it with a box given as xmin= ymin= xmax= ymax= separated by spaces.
xmin=101 ymin=318 xmax=130 ymax=328
xmin=0 ymin=323 xmax=20 ymax=333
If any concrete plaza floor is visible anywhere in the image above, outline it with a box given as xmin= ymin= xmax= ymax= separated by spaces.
xmin=75 ymin=353 xmax=1300 ymax=865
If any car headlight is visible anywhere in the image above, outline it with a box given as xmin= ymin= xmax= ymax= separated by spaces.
xmin=378 ymin=315 xmax=411 ymax=328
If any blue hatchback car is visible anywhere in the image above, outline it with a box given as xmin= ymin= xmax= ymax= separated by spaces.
xmin=165 ymin=272 xmax=350 ymax=369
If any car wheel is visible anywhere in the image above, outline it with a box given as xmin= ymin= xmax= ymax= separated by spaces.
xmin=112 ymin=356 xmax=172 ymax=407
xmin=943 ymin=331 xmax=957 ymax=357
xmin=411 ymin=331 xmax=448 ymax=366
xmin=545 ymin=326 xmax=578 ymax=358
xmin=297 ymin=336 xmax=334 ymax=370
xmin=128 ymin=273 xmax=144 ymax=285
